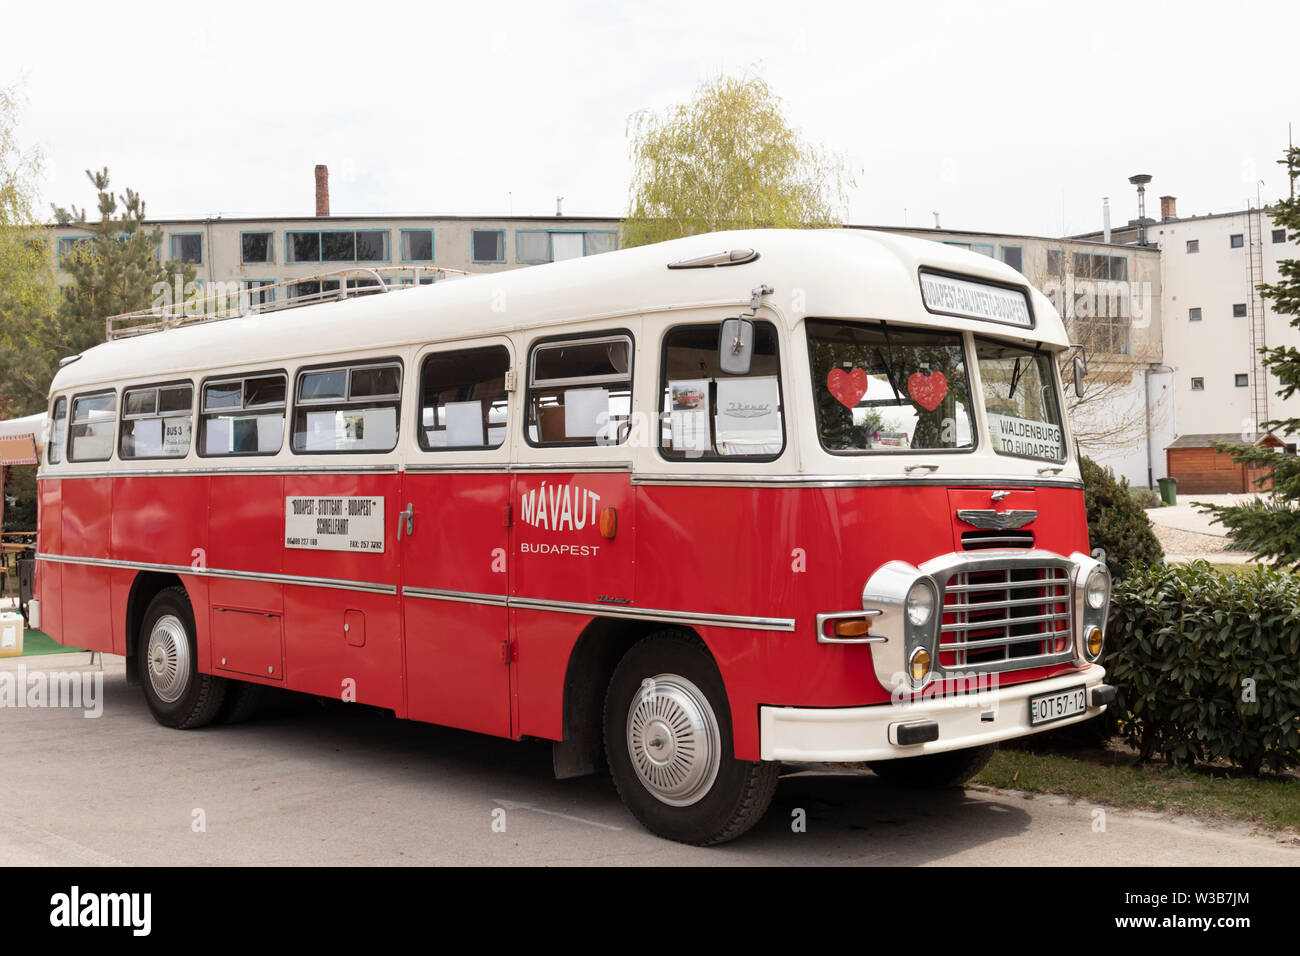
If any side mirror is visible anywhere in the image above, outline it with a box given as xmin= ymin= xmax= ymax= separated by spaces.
xmin=1072 ymin=354 xmax=1088 ymax=398
xmin=719 ymin=318 xmax=754 ymax=375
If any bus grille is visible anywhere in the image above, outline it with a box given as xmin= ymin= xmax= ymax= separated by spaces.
xmin=938 ymin=565 xmax=1073 ymax=673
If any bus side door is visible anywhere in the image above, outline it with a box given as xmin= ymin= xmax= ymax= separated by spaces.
xmin=400 ymin=340 xmax=514 ymax=738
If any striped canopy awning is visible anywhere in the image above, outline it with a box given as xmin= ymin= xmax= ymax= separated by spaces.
xmin=0 ymin=413 xmax=45 ymax=465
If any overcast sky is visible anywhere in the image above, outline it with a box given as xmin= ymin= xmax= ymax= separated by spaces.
xmin=4 ymin=0 xmax=1296 ymax=237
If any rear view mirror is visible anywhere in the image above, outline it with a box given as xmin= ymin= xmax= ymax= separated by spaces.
xmin=719 ymin=318 xmax=754 ymax=375
xmin=1072 ymin=354 xmax=1088 ymax=398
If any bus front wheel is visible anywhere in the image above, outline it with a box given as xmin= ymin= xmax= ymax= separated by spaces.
xmin=138 ymin=586 xmax=227 ymax=729
xmin=603 ymin=632 xmax=778 ymax=845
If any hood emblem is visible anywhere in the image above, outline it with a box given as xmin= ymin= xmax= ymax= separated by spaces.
xmin=957 ymin=509 xmax=1038 ymax=530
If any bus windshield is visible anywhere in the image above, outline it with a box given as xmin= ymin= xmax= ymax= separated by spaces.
xmin=807 ymin=319 xmax=974 ymax=453
xmin=976 ymin=338 xmax=1066 ymax=461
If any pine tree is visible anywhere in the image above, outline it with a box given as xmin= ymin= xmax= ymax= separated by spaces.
xmin=1200 ymin=147 xmax=1300 ymax=564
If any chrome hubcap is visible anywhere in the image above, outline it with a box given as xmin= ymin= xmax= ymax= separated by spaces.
xmin=626 ymin=674 xmax=721 ymax=807
xmin=147 ymin=614 xmax=190 ymax=703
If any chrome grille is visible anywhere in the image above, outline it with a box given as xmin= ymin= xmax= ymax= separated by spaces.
xmin=961 ymin=529 xmax=1034 ymax=550
xmin=938 ymin=564 xmax=1073 ymax=673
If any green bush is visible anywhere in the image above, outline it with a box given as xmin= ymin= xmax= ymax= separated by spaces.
xmin=1105 ymin=561 xmax=1300 ymax=774
xmin=1080 ymin=457 xmax=1164 ymax=579
xmin=1128 ymin=485 xmax=1161 ymax=510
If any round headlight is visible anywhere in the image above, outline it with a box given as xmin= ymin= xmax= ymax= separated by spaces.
xmin=1086 ymin=567 xmax=1110 ymax=610
xmin=906 ymin=580 xmax=935 ymax=627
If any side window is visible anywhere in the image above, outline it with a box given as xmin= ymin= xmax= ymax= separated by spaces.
xmin=200 ymin=373 xmax=287 ymax=456
xmin=292 ymin=361 xmax=401 ymax=454
xmin=47 ymin=396 xmax=67 ymax=465
xmin=526 ymin=334 xmax=632 ymax=446
xmin=69 ymin=391 xmax=117 ymax=462
xmin=660 ymin=322 xmax=785 ymax=459
xmin=418 ymin=346 xmax=509 ymax=451
xmin=121 ymin=382 xmax=194 ymax=459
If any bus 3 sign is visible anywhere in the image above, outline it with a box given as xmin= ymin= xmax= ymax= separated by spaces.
xmin=285 ymin=495 xmax=386 ymax=552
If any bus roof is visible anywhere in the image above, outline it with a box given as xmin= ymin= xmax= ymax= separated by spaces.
xmin=51 ymin=228 xmax=1066 ymax=394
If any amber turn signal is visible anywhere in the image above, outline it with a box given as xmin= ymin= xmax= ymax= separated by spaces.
xmin=909 ymin=647 xmax=932 ymax=682
xmin=832 ymin=617 xmax=872 ymax=638
xmin=599 ymin=507 xmax=618 ymax=539
xmin=1086 ymin=625 xmax=1104 ymax=660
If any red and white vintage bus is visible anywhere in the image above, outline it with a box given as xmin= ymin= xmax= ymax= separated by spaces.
xmin=32 ymin=229 xmax=1113 ymax=844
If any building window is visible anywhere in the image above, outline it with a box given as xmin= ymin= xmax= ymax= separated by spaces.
xmin=1186 ymin=239 xmax=1199 ymax=253
xmin=288 ymin=279 xmax=340 ymax=302
xmin=516 ymin=230 xmax=617 ymax=264
xmin=292 ymin=361 xmax=402 ymax=454
xmin=57 ymin=235 xmax=94 ymax=267
xmin=1000 ymin=246 xmax=1024 ymax=273
xmin=1230 ymin=234 xmax=1244 ymax=249
xmin=240 ymin=279 xmax=276 ymax=309
xmin=241 ymin=231 xmax=273 ymax=264
xmin=120 ymin=383 xmax=194 ymax=459
xmin=418 ymin=346 xmax=510 ymax=451
xmin=1046 ymin=249 xmax=1063 ymax=275
xmin=1071 ymin=252 xmax=1128 ymax=279
xmin=1189 ymin=307 xmax=1202 ymax=321
xmin=472 ymin=229 xmax=505 ymax=263
xmin=170 ymin=233 xmax=203 ymax=264
xmin=1190 ymin=377 xmax=1204 ymax=391
xmin=527 ymin=333 xmax=632 ymax=446
xmin=1235 ymin=374 xmax=1249 ymax=387
xmin=401 ymin=229 xmax=435 ymax=262
xmin=286 ymin=230 xmax=390 ymax=263
xmin=1233 ymin=303 xmax=1247 ymax=318
xmin=1274 ymin=229 xmax=1288 ymax=244
xmin=200 ymin=373 xmax=287 ymax=457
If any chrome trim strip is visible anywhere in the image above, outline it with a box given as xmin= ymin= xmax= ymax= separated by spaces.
xmin=36 ymin=553 xmax=397 ymax=595
xmin=38 ymin=464 xmax=401 ymax=480
xmin=814 ymin=609 xmax=886 ymax=645
xmin=402 ymin=587 xmax=509 ymax=606
xmin=508 ymin=461 xmax=633 ymax=473
xmin=35 ymin=554 xmax=788 ymax=629
xmin=405 ymin=464 xmax=510 ymax=475
xmin=631 ymin=474 xmax=1082 ymax=490
xmin=508 ymin=596 xmax=795 ymax=632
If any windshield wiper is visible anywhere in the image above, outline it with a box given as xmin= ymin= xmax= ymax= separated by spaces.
xmin=874 ymin=322 xmax=903 ymax=402
xmin=1007 ymin=356 xmax=1024 ymax=400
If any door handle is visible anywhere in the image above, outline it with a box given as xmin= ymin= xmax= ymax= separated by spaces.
xmin=398 ymin=503 xmax=415 ymax=540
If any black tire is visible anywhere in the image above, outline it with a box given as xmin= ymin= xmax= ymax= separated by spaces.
xmin=603 ymin=632 xmax=779 ymax=845
xmin=216 ymin=679 xmax=267 ymax=725
xmin=138 ymin=586 xmax=227 ymax=729
xmin=867 ymin=743 xmax=996 ymax=788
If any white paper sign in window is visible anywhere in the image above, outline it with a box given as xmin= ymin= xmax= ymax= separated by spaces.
xmin=715 ymin=377 xmax=782 ymax=456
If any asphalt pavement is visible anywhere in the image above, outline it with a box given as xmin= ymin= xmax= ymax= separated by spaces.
xmin=1 ymin=653 xmax=1295 ymax=866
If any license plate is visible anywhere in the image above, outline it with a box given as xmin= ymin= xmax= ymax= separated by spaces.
xmin=1029 ymin=685 xmax=1087 ymax=726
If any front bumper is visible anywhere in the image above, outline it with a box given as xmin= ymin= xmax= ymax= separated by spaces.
xmin=759 ymin=664 xmax=1110 ymax=762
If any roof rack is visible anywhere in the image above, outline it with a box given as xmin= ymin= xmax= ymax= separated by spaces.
xmin=104 ymin=265 xmax=477 ymax=341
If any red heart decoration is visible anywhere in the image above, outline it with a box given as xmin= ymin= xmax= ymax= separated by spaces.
xmin=827 ymin=368 xmax=868 ymax=409
xmin=908 ymin=371 xmax=948 ymax=411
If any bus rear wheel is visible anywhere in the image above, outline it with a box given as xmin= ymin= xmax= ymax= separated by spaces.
xmin=603 ymin=632 xmax=778 ymax=845
xmin=139 ymin=586 xmax=227 ymax=729
xmin=867 ymin=743 xmax=996 ymax=788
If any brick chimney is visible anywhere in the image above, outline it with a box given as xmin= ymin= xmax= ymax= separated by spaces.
xmin=1159 ymin=195 xmax=1176 ymax=221
xmin=314 ymin=165 xmax=330 ymax=217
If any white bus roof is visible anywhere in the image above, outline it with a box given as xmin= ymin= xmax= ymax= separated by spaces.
xmin=51 ymin=228 xmax=1065 ymax=394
